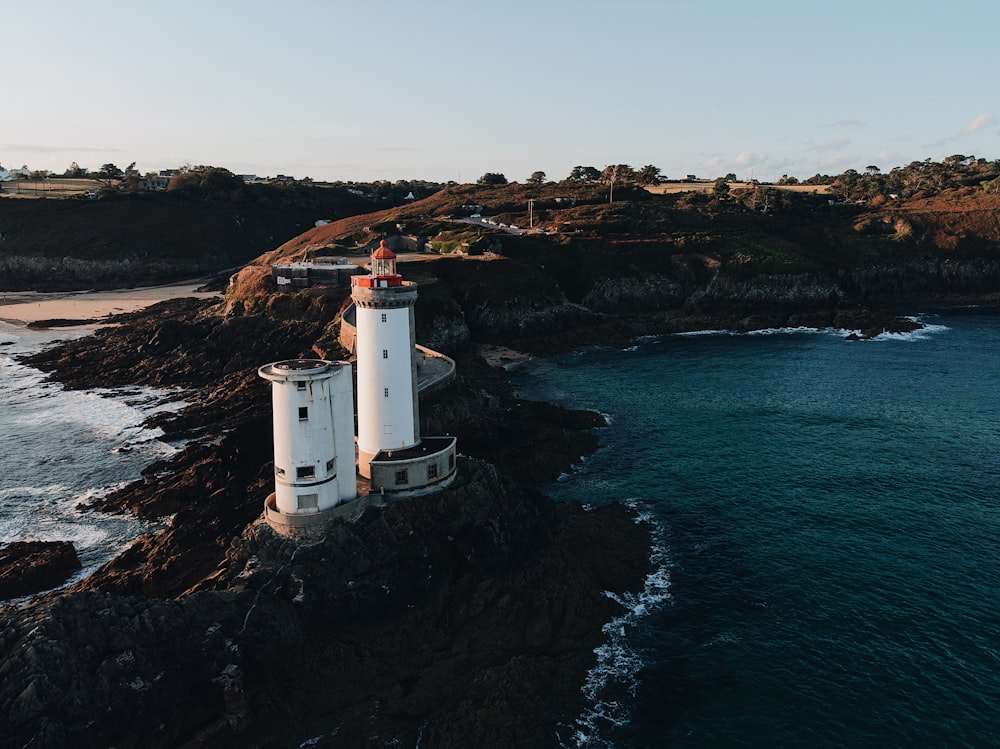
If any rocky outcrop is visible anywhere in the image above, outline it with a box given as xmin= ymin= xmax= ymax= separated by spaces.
xmin=1 ymin=292 xmax=651 ymax=747
xmin=0 ymin=187 xmax=380 ymax=291
xmin=0 ymin=460 xmax=649 ymax=749
xmin=841 ymin=258 xmax=1000 ymax=303
xmin=582 ymin=272 xmax=687 ymax=312
xmin=0 ymin=542 xmax=81 ymax=600
xmin=685 ymin=272 xmax=844 ymax=315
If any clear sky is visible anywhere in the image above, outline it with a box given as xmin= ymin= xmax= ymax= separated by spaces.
xmin=2 ymin=0 xmax=997 ymax=184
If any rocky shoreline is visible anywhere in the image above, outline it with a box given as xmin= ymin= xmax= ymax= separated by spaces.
xmin=4 ymin=242 xmax=999 ymax=745
xmin=0 ymin=296 xmax=652 ymax=748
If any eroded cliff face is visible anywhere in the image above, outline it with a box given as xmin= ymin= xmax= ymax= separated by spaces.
xmin=0 ymin=459 xmax=648 ymax=749
xmin=840 ymin=257 xmax=1000 ymax=302
xmin=3 ymin=293 xmax=648 ymax=748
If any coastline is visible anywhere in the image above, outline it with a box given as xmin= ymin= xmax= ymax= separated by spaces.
xmin=0 ymin=281 xmax=222 ymax=328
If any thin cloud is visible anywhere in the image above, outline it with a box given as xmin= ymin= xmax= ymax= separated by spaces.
xmin=818 ymin=153 xmax=855 ymax=170
xmin=0 ymin=143 xmax=127 ymax=154
xmin=924 ymin=113 xmax=997 ymax=148
xmin=876 ymin=149 xmax=904 ymax=165
xmin=962 ymin=113 xmax=995 ymax=135
xmin=830 ymin=119 xmax=862 ymax=128
xmin=807 ymin=137 xmax=851 ymax=152
xmin=734 ymin=152 xmax=768 ymax=169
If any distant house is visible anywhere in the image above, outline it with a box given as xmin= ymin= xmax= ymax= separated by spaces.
xmin=0 ymin=169 xmax=11 ymax=182
xmin=138 ymin=177 xmax=169 ymax=190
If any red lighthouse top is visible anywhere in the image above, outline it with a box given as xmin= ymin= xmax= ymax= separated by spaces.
xmin=352 ymin=240 xmax=404 ymax=288
xmin=372 ymin=241 xmax=396 ymax=261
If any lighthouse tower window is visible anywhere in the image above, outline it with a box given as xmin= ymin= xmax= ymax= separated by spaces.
xmin=297 ymin=493 xmax=319 ymax=510
xmin=384 ymin=387 xmax=389 ymax=398
xmin=298 ymin=407 xmax=308 ymax=420
xmin=296 ymin=381 xmax=306 ymax=391
xmin=381 ymin=313 xmax=387 ymax=323
xmin=382 ymin=349 xmax=388 ymax=359
xmin=296 ymin=465 xmax=315 ymax=480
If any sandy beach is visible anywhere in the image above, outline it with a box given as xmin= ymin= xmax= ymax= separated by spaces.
xmin=0 ymin=282 xmax=222 ymax=328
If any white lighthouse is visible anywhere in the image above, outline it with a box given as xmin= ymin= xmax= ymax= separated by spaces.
xmin=351 ymin=242 xmax=420 ymax=476
xmin=258 ymin=359 xmax=356 ymax=530
xmin=351 ymin=241 xmax=456 ymax=493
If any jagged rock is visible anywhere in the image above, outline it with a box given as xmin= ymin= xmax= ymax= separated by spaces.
xmin=0 ymin=460 xmax=649 ymax=749
xmin=0 ymin=542 xmax=81 ymax=600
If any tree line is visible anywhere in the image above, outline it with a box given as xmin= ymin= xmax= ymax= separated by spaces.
xmin=475 ymin=155 xmax=1000 ymax=201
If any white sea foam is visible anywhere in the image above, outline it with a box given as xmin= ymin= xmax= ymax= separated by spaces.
xmin=744 ymin=325 xmax=817 ymax=336
xmin=672 ymin=318 xmax=951 ymax=343
xmin=0 ymin=481 xmax=163 ymax=584
xmin=871 ymin=319 xmax=949 ymax=342
xmin=563 ymin=500 xmax=672 ymax=748
xmin=675 ymin=328 xmax=731 ymax=337
xmin=0 ymin=338 xmax=188 ymax=593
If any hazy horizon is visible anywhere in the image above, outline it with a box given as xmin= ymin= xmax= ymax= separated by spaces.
xmin=3 ymin=0 xmax=997 ymax=184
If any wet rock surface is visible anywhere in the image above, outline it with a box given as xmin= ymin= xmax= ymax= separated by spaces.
xmin=0 ymin=459 xmax=649 ymax=749
xmin=2 ymin=296 xmax=650 ymax=748
xmin=0 ymin=542 xmax=81 ymax=600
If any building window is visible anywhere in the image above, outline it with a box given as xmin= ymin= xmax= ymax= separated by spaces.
xmin=326 ymin=458 xmax=335 ymax=472
xmin=428 ymin=463 xmax=438 ymax=479
xmin=298 ymin=406 xmax=308 ymax=420
xmin=382 ymin=349 xmax=388 ymax=359
xmin=395 ymin=468 xmax=408 ymax=485
xmin=296 ymin=465 xmax=315 ymax=479
xmin=297 ymin=493 xmax=319 ymax=510
xmin=275 ymin=466 xmax=286 ymax=477
xmin=296 ymin=381 xmax=306 ymax=391
xmin=381 ymin=313 xmax=387 ymax=323
xmin=384 ymin=387 xmax=389 ymax=398
xmin=383 ymin=424 xmax=392 ymax=435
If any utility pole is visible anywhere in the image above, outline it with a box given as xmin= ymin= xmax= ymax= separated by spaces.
xmin=528 ymin=198 xmax=535 ymax=229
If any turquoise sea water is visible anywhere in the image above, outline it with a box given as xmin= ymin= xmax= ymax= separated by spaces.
xmin=511 ymin=312 xmax=1000 ymax=748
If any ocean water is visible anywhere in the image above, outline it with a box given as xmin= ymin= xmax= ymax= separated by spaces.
xmin=511 ymin=312 xmax=1000 ymax=749
xmin=0 ymin=322 xmax=184 ymax=587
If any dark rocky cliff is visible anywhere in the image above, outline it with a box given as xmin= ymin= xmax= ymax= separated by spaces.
xmin=0 ymin=460 xmax=647 ymax=749
xmin=0 ymin=186 xmax=378 ymax=291
xmin=4 ymin=184 xmax=1000 ymax=746
xmin=2 ymin=295 xmax=650 ymax=748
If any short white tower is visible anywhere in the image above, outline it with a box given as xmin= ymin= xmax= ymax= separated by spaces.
xmin=258 ymin=359 xmax=356 ymax=523
xmin=351 ymin=242 xmax=420 ymax=478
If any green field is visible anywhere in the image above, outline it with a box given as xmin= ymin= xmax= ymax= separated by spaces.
xmin=0 ymin=177 xmax=104 ymax=198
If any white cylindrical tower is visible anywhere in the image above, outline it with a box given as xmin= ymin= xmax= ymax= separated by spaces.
xmin=351 ymin=242 xmax=420 ymax=478
xmin=258 ymin=359 xmax=357 ymax=515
